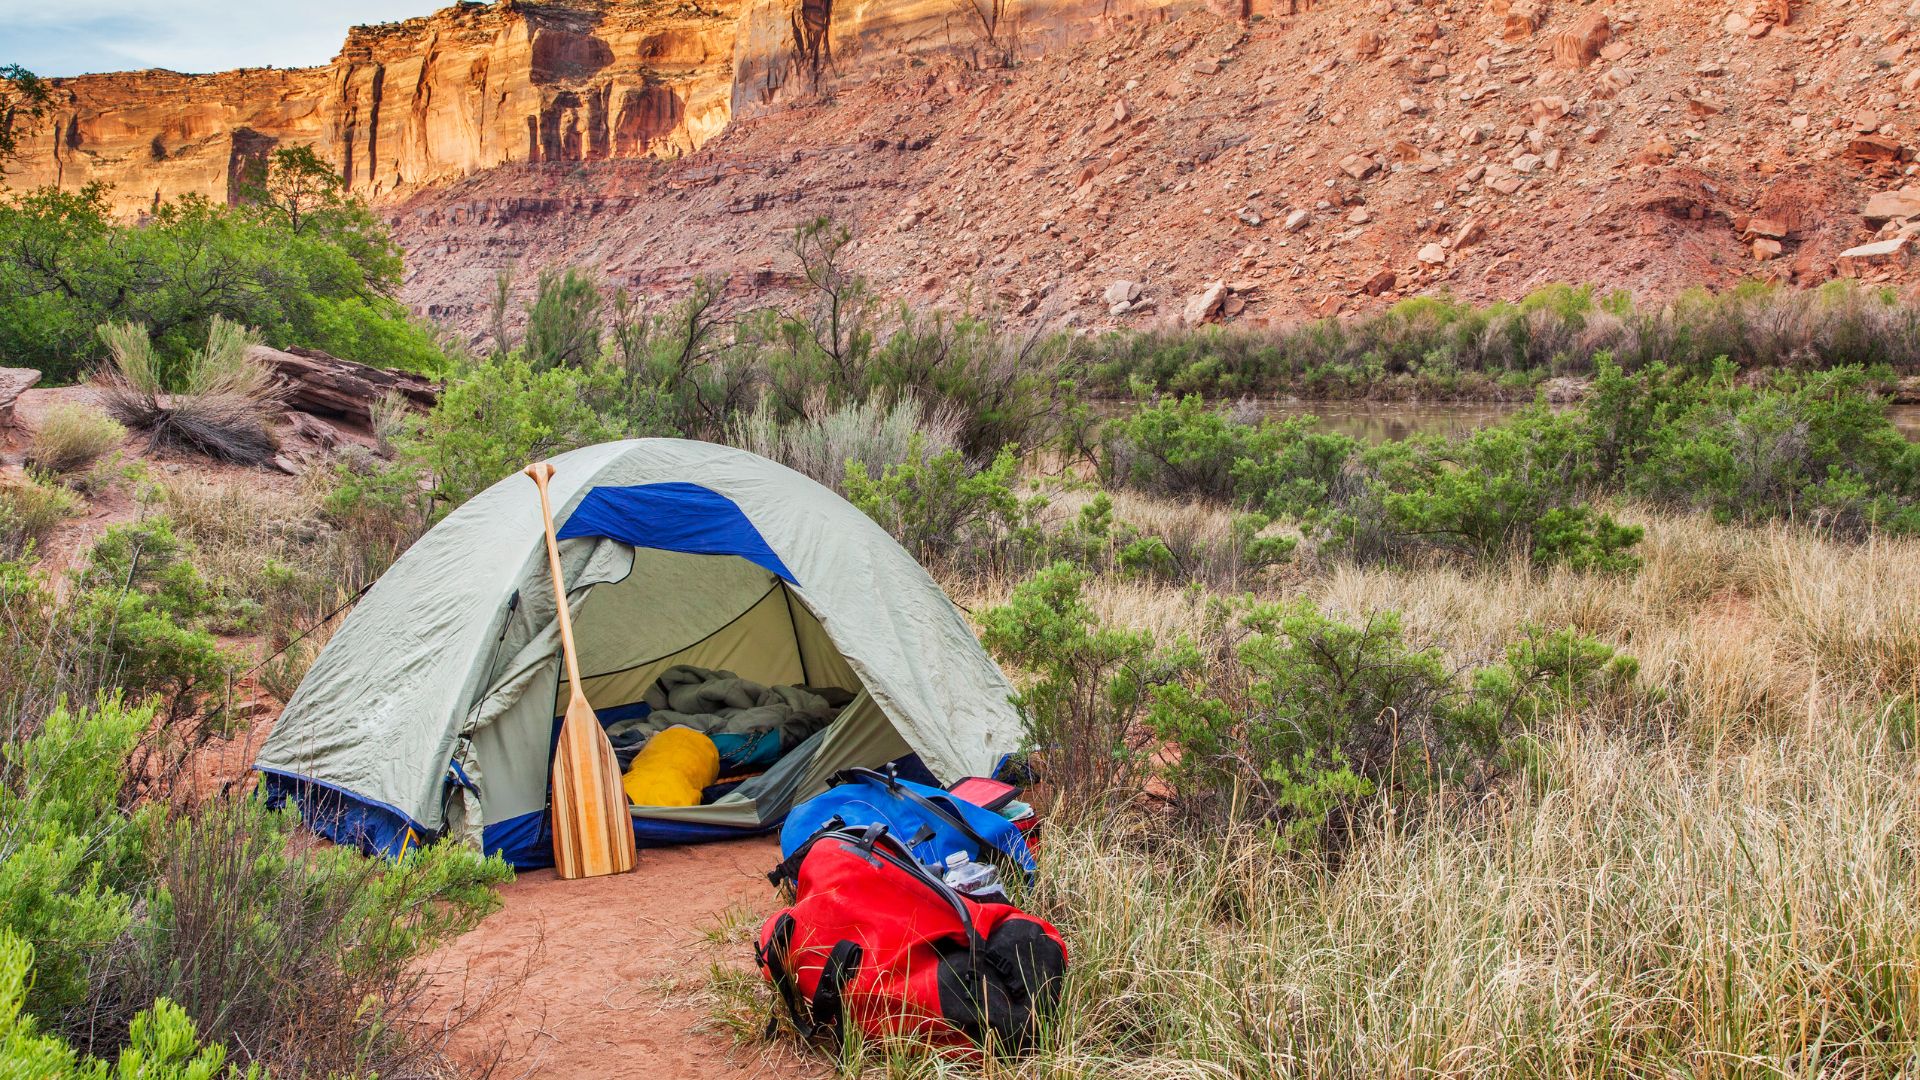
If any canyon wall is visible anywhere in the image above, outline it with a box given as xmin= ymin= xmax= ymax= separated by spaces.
xmin=3 ymin=0 xmax=1196 ymax=214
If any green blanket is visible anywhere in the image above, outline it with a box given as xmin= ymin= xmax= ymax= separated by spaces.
xmin=603 ymin=665 xmax=849 ymax=768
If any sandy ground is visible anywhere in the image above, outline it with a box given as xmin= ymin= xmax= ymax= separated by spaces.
xmin=417 ymin=837 xmax=831 ymax=1080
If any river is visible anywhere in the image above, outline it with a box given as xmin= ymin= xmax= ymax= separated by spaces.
xmin=1244 ymin=401 xmax=1920 ymax=443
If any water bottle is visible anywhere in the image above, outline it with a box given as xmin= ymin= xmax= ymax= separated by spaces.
xmin=941 ymin=851 xmax=1008 ymax=903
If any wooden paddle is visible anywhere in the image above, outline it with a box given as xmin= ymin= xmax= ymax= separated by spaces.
xmin=526 ymin=462 xmax=636 ymax=879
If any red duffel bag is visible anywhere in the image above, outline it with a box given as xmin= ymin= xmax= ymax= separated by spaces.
xmin=756 ymin=823 xmax=1067 ymax=1052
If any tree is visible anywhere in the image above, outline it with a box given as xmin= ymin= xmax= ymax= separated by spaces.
xmin=238 ymin=145 xmax=402 ymax=295
xmin=0 ymin=66 xmax=51 ymax=166
xmin=0 ymin=182 xmax=439 ymax=381
xmin=244 ymin=145 xmax=342 ymax=234
xmin=522 ymin=267 xmax=604 ymax=370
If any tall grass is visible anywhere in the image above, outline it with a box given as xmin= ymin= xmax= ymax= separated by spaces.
xmin=1000 ymin=702 xmax=1920 ymax=1078
xmin=719 ymin=504 xmax=1920 ymax=1076
xmin=726 ymin=396 xmax=965 ymax=494
xmin=96 ymin=317 xmax=284 ymax=464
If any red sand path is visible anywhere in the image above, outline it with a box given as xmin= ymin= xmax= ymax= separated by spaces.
xmin=417 ymin=837 xmax=831 ymax=1079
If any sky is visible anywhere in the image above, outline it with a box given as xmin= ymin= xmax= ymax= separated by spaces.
xmin=0 ymin=1 xmax=452 ymax=77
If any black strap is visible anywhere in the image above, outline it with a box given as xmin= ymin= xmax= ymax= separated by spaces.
xmin=809 ymin=940 xmax=863 ymax=1046
xmin=839 ymin=767 xmax=1024 ymax=878
xmin=758 ymin=913 xmax=812 ymax=1040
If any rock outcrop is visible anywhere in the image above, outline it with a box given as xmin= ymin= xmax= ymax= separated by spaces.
xmin=3 ymin=0 xmax=1199 ymax=214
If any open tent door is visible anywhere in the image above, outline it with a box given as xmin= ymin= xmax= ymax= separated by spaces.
xmin=460 ymin=525 xmax=912 ymax=866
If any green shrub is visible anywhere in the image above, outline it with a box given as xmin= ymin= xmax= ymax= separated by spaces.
xmin=0 ymin=160 xmax=439 ymax=383
xmin=1047 ymin=493 xmax=1295 ymax=588
xmin=978 ymin=562 xmax=1194 ymax=803
xmin=1075 ymin=280 xmax=1920 ymax=400
xmin=1325 ymin=411 xmax=1644 ymax=571
xmin=404 ymin=355 xmax=627 ymax=509
xmin=1100 ymin=395 xmax=1356 ymax=507
xmin=67 ymin=519 xmax=237 ymax=720
xmin=0 ymin=932 xmax=257 ymax=1080
xmin=0 ymin=475 xmax=81 ymax=559
xmin=523 ymin=267 xmax=603 ymax=371
xmin=89 ymin=796 xmax=508 ymax=1075
xmin=1156 ymin=600 xmax=1638 ymax=848
xmin=0 ymin=697 xmax=154 ymax=1019
xmin=1598 ymin=360 xmax=1920 ymax=532
xmin=1101 ymin=396 xmax=1641 ymax=571
xmin=844 ymin=439 xmax=1041 ymax=570
xmin=26 ymin=403 xmax=125 ymax=474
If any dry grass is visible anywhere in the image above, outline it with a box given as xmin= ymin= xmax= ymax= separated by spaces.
xmin=25 ymin=403 xmax=125 ymax=474
xmin=152 ymin=473 xmax=380 ymax=678
xmin=0 ymin=474 xmax=83 ymax=560
xmin=96 ymin=318 xmax=285 ymax=465
xmin=867 ymin=500 xmax=1920 ymax=1077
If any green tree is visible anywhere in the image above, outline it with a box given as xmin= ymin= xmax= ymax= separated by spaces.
xmin=0 ymin=66 xmax=51 ymax=165
xmin=522 ymin=267 xmax=604 ymax=370
xmin=0 ymin=182 xmax=438 ymax=381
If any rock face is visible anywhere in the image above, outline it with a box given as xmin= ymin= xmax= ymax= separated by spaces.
xmin=4 ymin=0 xmax=1196 ymax=214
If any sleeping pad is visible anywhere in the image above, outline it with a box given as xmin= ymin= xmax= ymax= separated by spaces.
xmin=602 ymin=664 xmax=851 ymax=773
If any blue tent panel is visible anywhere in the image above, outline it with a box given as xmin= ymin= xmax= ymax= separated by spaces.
xmin=481 ymin=808 xmax=775 ymax=869
xmin=556 ymin=482 xmax=796 ymax=584
xmin=260 ymin=768 xmax=426 ymax=857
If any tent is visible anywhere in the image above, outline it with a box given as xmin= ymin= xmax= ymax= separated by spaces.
xmin=256 ymin=438 xmax=1024 ymax=868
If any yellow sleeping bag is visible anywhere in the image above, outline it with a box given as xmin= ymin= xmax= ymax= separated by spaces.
xmin=621 ymin=725 xmax=720 ymax=807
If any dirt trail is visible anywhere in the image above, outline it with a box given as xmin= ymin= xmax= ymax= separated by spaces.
xmin=418 ymin=837 xmax=830 ymax=1080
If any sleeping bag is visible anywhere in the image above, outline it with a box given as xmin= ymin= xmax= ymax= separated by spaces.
xmin=622 ymin=725 xmax=720 ymax=807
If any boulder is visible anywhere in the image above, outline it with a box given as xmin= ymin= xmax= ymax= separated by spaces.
xmin=1553 ymin=12 xmax=1611 ymax=69
xmin=1862 ymin=189 xmax=1920 ymax=224
xmin=0 ymin=369 xmax=41 ymax=433
xmin=252 ymin=345 xmax=438 ymax=424
xmin=1104 ymin=280 xmax=1143 ymax=305
xmin=1183 ymin=281 xmax=1228 ymax=326
xmin=1838 ymin=236 xmax=1910 ymax=261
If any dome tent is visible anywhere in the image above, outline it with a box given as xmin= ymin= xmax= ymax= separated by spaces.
xmin=256 ymin=439 xmax=1024 ymax=868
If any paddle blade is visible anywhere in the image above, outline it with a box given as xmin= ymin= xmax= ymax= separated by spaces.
xmin=550 ymin=693 xmax=636 ymax=879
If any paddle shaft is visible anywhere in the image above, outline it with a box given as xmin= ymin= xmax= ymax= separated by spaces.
xmin=526 ymin=463 xmax=635 ymax=879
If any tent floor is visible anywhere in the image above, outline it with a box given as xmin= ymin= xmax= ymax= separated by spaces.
xmin=414 ymin=835 xmax=829 ymax=1079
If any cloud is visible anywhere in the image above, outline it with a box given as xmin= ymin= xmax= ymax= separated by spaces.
xmin=0 ymin=0 xmax=449 ymax=77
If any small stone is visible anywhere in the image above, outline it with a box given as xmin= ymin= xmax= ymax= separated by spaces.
xmin=1339 ymin=154 xmax=1380 ymax=180
xmin=1724 ymin=11 xmax=1751 ymax=33
xmin=1838 ymin=235 xmax=1910 ymax=260
xmin=1284 ymin=208 xmax=1312 ymax=232
xmin=1416 ymin=242 xmax=1448 ymax=264
xmin=1751 ymin=238 xmax=1784 ymax=260
xmin=1348 ymin=207 xmax=1374 ymax=224
xmin=1360 ymin=268 xmax=1397 ymax=295
xmin=1104 ymin=279 xmax=1142 ymax=304
xmin=1183 ymin=281 xmax=1228 ymax=326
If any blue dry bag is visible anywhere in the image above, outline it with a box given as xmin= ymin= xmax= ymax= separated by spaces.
xmin=779 ymin=767 xmax=1037 ymax=880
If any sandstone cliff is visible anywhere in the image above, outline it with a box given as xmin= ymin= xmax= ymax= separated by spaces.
xmin=3 ymin=0 xmax=1197 ymax=214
